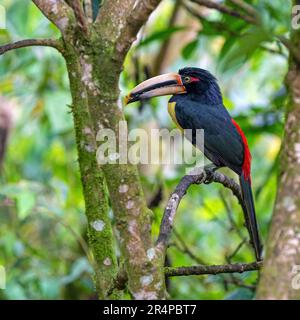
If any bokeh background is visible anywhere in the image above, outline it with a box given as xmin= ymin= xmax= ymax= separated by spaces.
xmin=0 ymin=0 xmax=289 ymax=299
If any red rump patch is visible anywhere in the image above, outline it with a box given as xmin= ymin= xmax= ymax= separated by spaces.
xmin=231 ymin=119 xmax=252 ymax=181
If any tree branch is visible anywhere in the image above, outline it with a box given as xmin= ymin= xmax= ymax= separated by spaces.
xmin=165 ymin=261 xmax=262 ymax=277
xmin=278 ymin=35 xmax=300 ymax=65
xmin=74 ymin=0 xmax=166 ymax=299
xmin=0 ymin=38 xmax=63 ymax=56
xmin=69 ymin=0 xmax=89 ymax=34
xmin=188 ymin=0 xmax=299 ymax=63
xmin=228 ymin=0 xmax=258 ymax=17
xmin=66 ymin=55 xmax=118 ymax=299
xmin=185 ymin=0 xmax=285 ymax=57
xmin=183 ymin=1 xmax=239 ymax=36
xmin=190 ymin=0 xmax=257 ymax=24
xmin=84 ymin=0 xmax=94 ymax=23
xmin=32 ymin=0 xmax=74 ymax=33
xmin=257 ymin=1 xmax=300 ymax=298
xmin=156 ymin=166 xmax=245 ymax=253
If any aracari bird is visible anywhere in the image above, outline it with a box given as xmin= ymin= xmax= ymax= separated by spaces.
xmin=125 ymin=67 xmax=262 ymax=261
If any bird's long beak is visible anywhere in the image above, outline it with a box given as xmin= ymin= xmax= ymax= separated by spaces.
xmin=125 ymin=72 xmax=186 ymax=105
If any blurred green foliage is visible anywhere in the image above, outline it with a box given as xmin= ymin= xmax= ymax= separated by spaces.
xmin=0 ymin=0 xmax=289 ymax=299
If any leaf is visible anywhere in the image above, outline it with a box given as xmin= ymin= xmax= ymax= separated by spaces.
xmin=44 ymin=91 xmax=73 ymax=133
xmin=199 ymin=19 xmax=222 ymax=36
xmin=7 ymin=0 xmax=30 ymax=36
xmin=0 ymin=181 xmax=43 ymax=219
xmin=199 ymin=18 xmax=245 ymax=37
xmin=218 ymin=27 xmax=271 ymax=72
xmin=16 ymin=192 xmax=35 ymax=219
xmin=138 ymin=26 xmax=187 ymax=47
xmin=182 ymin=39 xmax=199 ymax=60
xmin=218 ymin=36 xmax=236 ymax=61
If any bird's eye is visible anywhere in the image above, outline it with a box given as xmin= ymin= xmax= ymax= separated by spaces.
xmin=184 ymin=76 xmax=191 ymax=83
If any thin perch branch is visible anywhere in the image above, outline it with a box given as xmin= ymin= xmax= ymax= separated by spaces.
xmin=165 ymin=261 xmax=262 ymax=277
xmin=156 ymin=166 xmax=245 ymax=252
xmin=0 ymin=39 xmax=63 ymax=55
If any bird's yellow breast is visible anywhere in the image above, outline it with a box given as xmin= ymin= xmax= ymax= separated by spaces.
xmin=168 ymin=102 xmax=183 ymax=131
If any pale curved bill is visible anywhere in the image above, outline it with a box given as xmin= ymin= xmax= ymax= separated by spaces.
xmin=130 ymin=72 xmax=183 ymax=95
xmin=125 ymin=72 xmax=186 ymax=104
xmin=135 ymin=85 xmax=186 ymax=100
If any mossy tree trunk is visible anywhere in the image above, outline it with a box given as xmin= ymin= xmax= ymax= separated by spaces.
xmin=31 ymin=0 xmax=165 ymax=299
xmin=257 ymin=1 xmax=300 ymax=299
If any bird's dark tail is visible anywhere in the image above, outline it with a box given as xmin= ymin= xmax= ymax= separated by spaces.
xmin=239 ymin=174 xmax=262 ymax=261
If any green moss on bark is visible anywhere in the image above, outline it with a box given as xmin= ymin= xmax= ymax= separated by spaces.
xmin=257 ymin=3 xmax=300 ymax=299
xmin=63 ymin=45 xmax=118 ymax=299
xmin=61 ymin=30 xmax=167 ymax=298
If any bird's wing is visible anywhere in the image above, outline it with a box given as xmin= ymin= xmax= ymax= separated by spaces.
xmin=174 ymin=100 xmax=244 ymax=173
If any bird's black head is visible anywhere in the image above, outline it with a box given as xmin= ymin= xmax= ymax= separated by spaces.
xmin=178 ymin=67 xmax=222 ymax=104
xmin=126 ymin=67 xmax=223 ymax=105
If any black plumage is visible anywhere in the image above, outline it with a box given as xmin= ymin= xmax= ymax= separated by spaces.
xmin=170 ymin=95 xmax=244 ymax=175
xmin=126 ymin=66 xmax=262 ymax=260
xmin=170 ymin=67 xmax=262 ymax=260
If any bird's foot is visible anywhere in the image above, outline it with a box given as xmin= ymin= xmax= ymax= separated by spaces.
xmin=203 ymin=164 xmax=219 ymax=184
xmin=188 ymin=164 xmax=219 ymax=184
